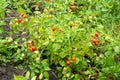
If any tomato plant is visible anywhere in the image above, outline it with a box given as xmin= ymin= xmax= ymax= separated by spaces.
xmin=0 ymin=0 xmax=120 ymax=80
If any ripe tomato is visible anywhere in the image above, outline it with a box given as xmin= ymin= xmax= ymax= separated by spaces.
xmin=18 ymin=18 xmax=22 ymax=22
xmin=66 ymin=60 xmax=70 ymax=66
xmin=30 ymin=46 xmax=36 ymax=51
xmin=95 ymin=32 xmax=99 ymax=37
xmin=70 ymin=5 xmax=75 ymax=10
xmin=22 ymin=14 xmax=27 ymax=18
xmin=92 ymin=38 xmax=98 ymax=43
xmin=72 ymin=57 xmax=76 ymax=61
xmin=94 ymin=42 xmax=98 ymax=46
xmin=21 ymin=20 xmax=25 ymax=24
xmin=20 ymin=12 xmax=25 ymax=17
xmin=52 ymin=27 xmax=56 ymax=31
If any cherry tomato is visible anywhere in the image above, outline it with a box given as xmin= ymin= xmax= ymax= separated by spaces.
xmin=94 ymin=42 xmax=98 ymax=46
xmin=18 ymin=18 xmax=22 ymax=22
xmin=95 ymin=32 xmax=99 ymax=37
xmin=72 ymin=57 xmax=76 ymax=61
xmin=21 ymin=20 xmax=25 ymax=24
xmin=70 ymin=5 xmax=75 ymax=10
xmin=66 ymin=60 xmax=70 ymax=66
xmin=52 ymin=27 xmax=56 ymax=31
xmin=92 ymin=38 xmax=98 ymax=43
xmin=20 ymin=12 xmax=25 ymax=17
xmin=30 ymin=46 xmax=36 ymax=51
xmin=22 ymin=14 xmax=27 ymax=18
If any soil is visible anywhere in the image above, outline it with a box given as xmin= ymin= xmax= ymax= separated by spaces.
xmin=0 ymin=63 xmax=58 ymax=80
xmin=0 ymin=63 xmax=26 ymax=80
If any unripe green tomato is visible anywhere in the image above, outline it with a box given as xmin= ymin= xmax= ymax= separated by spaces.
xmin=21 ymin=53 xmax=25 ymax=57
xmin=63 ymin=67 xmax=67 ymax=71
xmin=36 ymin=57 xmax=40 ymax=62
xmin=66 ymin=73 xmax=70 ymax=77
xmin=34 ymin=50 xmax=39 ymax=54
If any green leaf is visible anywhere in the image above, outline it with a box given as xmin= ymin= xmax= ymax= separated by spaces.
xmin=0 ymin=10 xmax=5 ymax=18
xmin=17 ymin=7 xmax=26 ymax=14
xmin=52 ymin=43 xmax=61 ymax=51
xmin=25 ymin=71 xmax=30 ymax=79
xmin=59 ymin=52 xmax=68 ymax=58
xmin=0 ymin=21 xmax=5 ymax=26
xmin=59 ymin=60 xmax=66 ymax=67
xmin=39 ymin=73 xmax=43 ymax=80
xmin=44 ymin=66 xmax=51 ymax=71
xmin=114 ymin=46 xmax=119 ymax=53
xmin=74 ymin=74 xmax=81 ymax=79
xmin=43 ymin=72 xmax=49 ymax=78
xmin=31 ymin=76 xmax=37 ymax=80
xmin=42 ymin=60 xmax=50 ymax=71
xmin=14 ymin=75 xmax=24 ymax=80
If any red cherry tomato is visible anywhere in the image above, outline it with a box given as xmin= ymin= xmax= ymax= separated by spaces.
xmin=52 ymin=27 xmax=56 ymax=31
xmin=20 ymin=12 xmax=25 ymax=17
xmin=31 ymin=46 xmax=36 ymax=51
xmin=72 ymin=57 xmax=76 ymax=61
xmin=95 ymin=32 xmax=99 ymax=37
xmin=92 ymin=38 xmax=98 ymax=43
xmin=66 ymin=61 xmax=70 ymax=66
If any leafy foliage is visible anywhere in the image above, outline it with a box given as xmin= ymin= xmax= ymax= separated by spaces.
xmin=0 ymin=0 xmax=120 ymax=80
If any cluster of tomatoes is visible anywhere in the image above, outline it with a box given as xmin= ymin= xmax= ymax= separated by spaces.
xmin=92 ymin=32 xmax=99 ymax=46
xmin=14 ymin=12 xmax=28 ymax=24
xmin=27 ymin=40 xmax=37 ymax=52
xmin=51 ymin=26 xmax=63 ymax=33
xmin=66 ymin=57 xmax=76 ymax=66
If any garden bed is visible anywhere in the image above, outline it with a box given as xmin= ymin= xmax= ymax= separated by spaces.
xmin=0 ymin=0 xmax=120 ymax=80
